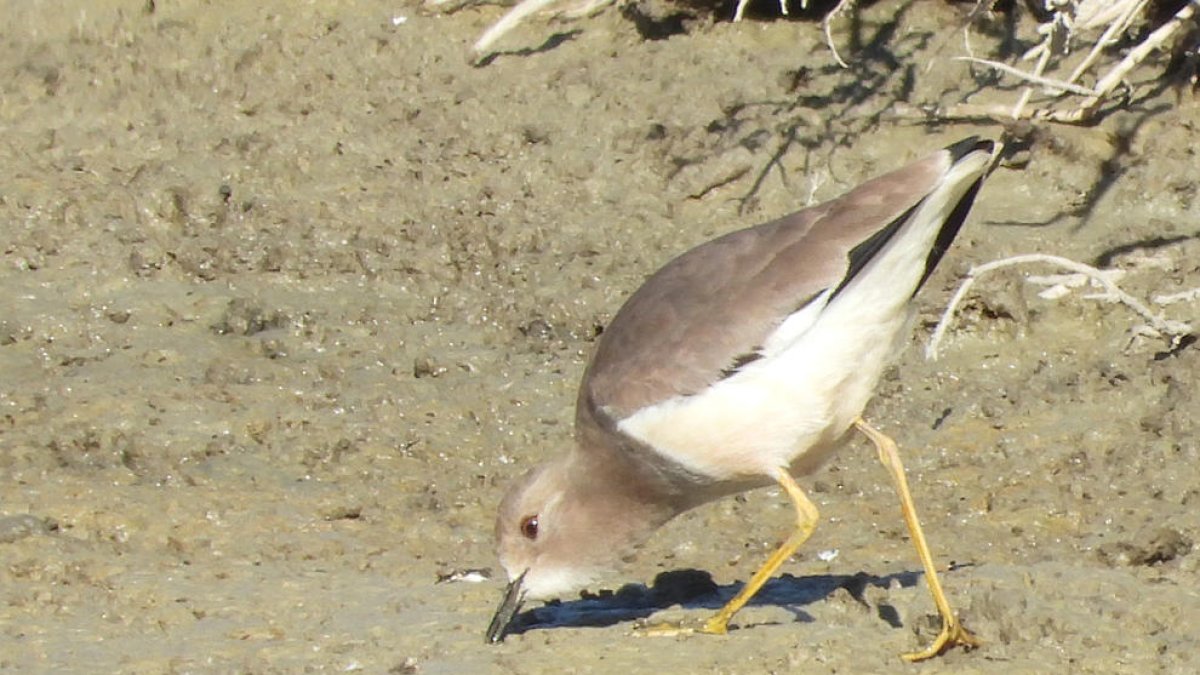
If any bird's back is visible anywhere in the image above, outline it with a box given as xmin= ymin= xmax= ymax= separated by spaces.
xmin=585 ymin=139 xmax=994 ymax=483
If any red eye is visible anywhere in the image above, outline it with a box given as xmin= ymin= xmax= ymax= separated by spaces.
xmin=519 ymin=515 xmax=539 ymax=540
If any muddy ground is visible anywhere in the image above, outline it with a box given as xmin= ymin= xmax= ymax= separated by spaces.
xmin=2 ymin=0 xmax=1199 ymax=672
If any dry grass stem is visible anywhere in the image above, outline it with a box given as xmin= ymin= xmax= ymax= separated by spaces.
xmin=823 ymin=0 xmax=857 ymax=68
xmin=1065 ymin=0 xmax=1149 ymax=85
xmin=1155 ymin=287 xmax=1200 ymax=305
xmin=471 ymin=0 xmax=570 ymax=62
xmin=955 ymin=0 xmax=1198 ymax=123
xmin=927 ymin=254 xmax=1193 ymax=361
xmin=957 ymin=56 xmax=1099 ymax=96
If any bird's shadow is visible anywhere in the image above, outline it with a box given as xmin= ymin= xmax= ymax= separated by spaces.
xmin=504 ymin=567 xmax=923 ymax=636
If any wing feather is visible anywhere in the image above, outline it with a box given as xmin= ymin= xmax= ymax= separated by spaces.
xmin=579 ymin=140 xmax=986 ymax=425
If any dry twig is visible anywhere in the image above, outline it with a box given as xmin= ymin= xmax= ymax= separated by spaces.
xmin=927 ymin=253 xmax=1193 ymax=360
xmin=472 ymin=0 xmax=575 ymax=62
xmin=953 ymin=0 xmax=1199 ymax=124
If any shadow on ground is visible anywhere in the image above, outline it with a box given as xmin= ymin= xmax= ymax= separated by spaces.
xmin=504 ymin=567 xmax=924 ymax=636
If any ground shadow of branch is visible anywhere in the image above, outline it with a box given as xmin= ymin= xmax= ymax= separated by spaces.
xmin=727 ymin=0 xmax=934 ymax=213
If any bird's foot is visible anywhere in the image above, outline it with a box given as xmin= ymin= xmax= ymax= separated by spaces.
xmin=901 ymin=615 xmax=981 ymax=662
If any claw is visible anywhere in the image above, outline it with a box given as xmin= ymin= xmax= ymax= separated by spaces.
xmin=901 ymin=616 xmax=981 ymax=662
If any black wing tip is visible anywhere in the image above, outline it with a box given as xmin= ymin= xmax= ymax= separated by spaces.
xmin=914 ymin=175 xmax=984 ymax=295
xmin=944 ymin=137 xmax=995 ymax=162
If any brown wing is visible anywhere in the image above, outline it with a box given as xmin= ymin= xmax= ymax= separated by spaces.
xmin=578 ymin=140 xmax=985 ymax=426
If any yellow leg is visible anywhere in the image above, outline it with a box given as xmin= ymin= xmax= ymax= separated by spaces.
xmin=854 ymin=417 xmax=980 ymax=662
xmin=700 ymin=471 xmax=820 ymax=634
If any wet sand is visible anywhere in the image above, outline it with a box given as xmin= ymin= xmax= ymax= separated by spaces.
xmin=2 ymin=1 xmax=1198 ymax=672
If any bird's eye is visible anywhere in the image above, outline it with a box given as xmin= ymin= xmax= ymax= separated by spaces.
xmin=519 ymin=515 xmax=539 ymax=540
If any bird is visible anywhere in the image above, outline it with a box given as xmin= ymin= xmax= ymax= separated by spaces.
xmin=486 ymin=137 xmax=996 ymax=661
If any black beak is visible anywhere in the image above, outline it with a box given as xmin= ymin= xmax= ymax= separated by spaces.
xmin=485 ymin=569 xmax=527 ymax=644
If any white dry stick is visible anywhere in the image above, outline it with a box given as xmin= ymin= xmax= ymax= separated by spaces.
xmin=949 ymin=0 xmax=1196 ymax=124
xmin=926 ymin=253 xmax=1193 ymax=360
xmin=1011 ymin=8 xmax=1066 ymax=120
xmin=962 ymin=0 xmax=997 ymax=60
xmin=1065 ymin=0 xmax=1149 ymax=85
xmin=472 ymin=0 xmax=564 ymax=62
xmin=805 ymin=171 xmax=827 ymax=206
xmin=1043 ymin=0 xmax=1200 ymax=122
xmin=1073 ymin=0 xmax=1144 ymax=31
xmin=822 ymin=0 xmax=856 ymax=68
xmin=1078 ymin=0 xmax=1199 ymax=102
xmin=1155 ymin=287 xmax=1200 ymax=305
xmin=1012 ymin=42 xmax=1053 ymax=119
xmin=955 ymin=56 xmax=1099 ymax=96
xmin=733 ymin=0 xmax=751 ymax=21
xmin=735 ymin=0 xmax=804 ymax=24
